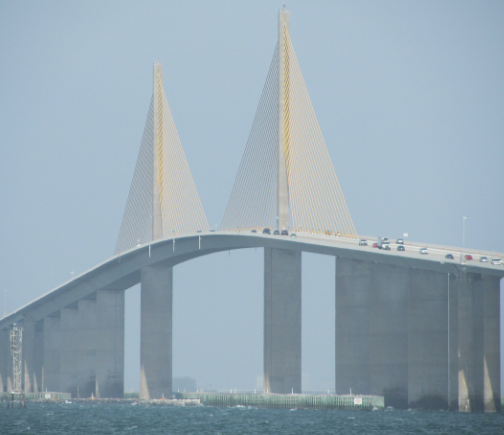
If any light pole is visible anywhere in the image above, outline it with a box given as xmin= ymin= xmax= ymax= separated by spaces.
xmin=463 ymin=216 xmax=467 ymax=248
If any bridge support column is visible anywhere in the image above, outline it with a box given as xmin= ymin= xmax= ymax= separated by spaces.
xmin=0 ymin=328 xmax=9 ymax=392
xmin=369 ymin=263 xmax=409 ymax=408
xmin=43 ymin=313 xmax=61 ymax=393
xmin=478 ymin=275 xmax=500 ymax=412
xmin=60 ymin=305 xmax=79 ymax=397
xmin=335 ymin=257 xmax=371 ymax=395
xmin=452 ymin=272 xmax=491 ymax=412
xmin=96 ymin=289 xmax=124 ymax=398
xmin=140 ymin=263 xmax=172 ymax=400
xmin=264 ymin=248 xmax=301 ymax=394
xmin=22 ymin=319 xmax=36 ymax=393
xmin=34 ymin=319 xmax=44 ymax=392
xmin=78 ymin=296 xmax=98 ymax=398
xmin=408 ymin=269 xmax=448 ymax=409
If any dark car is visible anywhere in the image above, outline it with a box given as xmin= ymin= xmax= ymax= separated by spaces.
xmin=281 ymin=230 xmax=288 ymax=236
xmin=262 ymin=228 xmax=271 ymax=235
xmin=273 ymin=230 xmax=280 ymax=235
xmin=251 ymin=229 xmax=257 ymax=233
xmin=445 ymin=254 xmax=454 ymax=260
xmin=397 ymin=245 xmax=405 ymax=251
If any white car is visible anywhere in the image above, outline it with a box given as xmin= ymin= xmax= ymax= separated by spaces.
xmin=359 ymin=239 xmax=368 ymax=246
xmin=491 ymin=258 xmax=502 ymax=265
xmin=419 ymin=248 xmax=428 ymax=255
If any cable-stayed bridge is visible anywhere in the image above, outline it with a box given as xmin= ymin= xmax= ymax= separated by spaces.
xmin=0 ymin=9 xmax=502 ymax=412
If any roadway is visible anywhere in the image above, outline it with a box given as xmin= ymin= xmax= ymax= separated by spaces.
xmin=1 ymin=231 xmax=503 ymax=330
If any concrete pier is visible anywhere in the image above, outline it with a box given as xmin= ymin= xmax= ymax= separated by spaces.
xmin=479 ymin=275 xmax=500 ymax=412
xmin=43 ymin=313 xmax=61 ymax=392
xmin=408 ymin=269 xmax=448 ymax=409
xmin=22 ymin=319 xmax=36 ymax=393
xmin=335 ymin=257 xmax=371 ymax=395
xmin=34 ymin=319 xmax=44 ymax=392
xmin=140 ymin=263 xmax=173 ymax=399
xmin=264 ymin=248 xmax=302 ymax=394
xmin=0 ymin=328 xmax=8 ymax=392
xmin=96 ymin=289 xmax=124 ymax=398
xmin=369 ymin=263 xmax=409 ymax=408
xmin=59 ymin=305 xmax=79 ymax=397
xmin=78 ymin=296 xmax=98 ymax=398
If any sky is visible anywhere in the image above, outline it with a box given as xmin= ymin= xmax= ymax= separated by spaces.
xmin=1 ymin=1 xmax=504 ymax=394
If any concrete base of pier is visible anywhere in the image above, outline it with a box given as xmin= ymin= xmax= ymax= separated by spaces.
xmin=264 ymin=248 xmax=302 ymax=394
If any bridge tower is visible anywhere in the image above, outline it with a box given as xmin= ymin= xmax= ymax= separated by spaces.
xmin=116 ymin=61 xmax=208 ymax=400
xmin=222 ymin=7 xmax=357 ymax=394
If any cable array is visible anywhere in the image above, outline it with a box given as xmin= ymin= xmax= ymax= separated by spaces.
xmin=116 ymin=72 xmax=209 ymax=254
xmin=221 ymin=31 xmax=357 ymax=237
xmin=221 ymin=45 xmax=280 ymax=231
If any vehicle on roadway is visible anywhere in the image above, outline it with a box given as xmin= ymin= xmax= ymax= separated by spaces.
xmin=465 ymin=254 xmax=473 ymax=261
xmin=396 ymin=238 xmax=404 ymax=244
xmin=251 ymin=229 xmax=257 ymax=233
xmin=397 ymin=245 xmax=405 ymax=251
xmin=273 ymin=230 xmax=280 ymax=235
xmin=359 ymin=239 xmax=368 ymax=246
xmin=281 ymin=230 xmax=288 ymax=236
xmin=262 ymin=228 xmax=271 ymax=234
xmin=445 ymin=254 xmax=454 ymax=260
xmin=480 ymin=256 xmax=488 ymax=263
xmin=372 ymin=243 xmax=379 ymax=248
xmin=290 ymin=233 xmax=297 ymax=238
xmin=420 ymin=247 xmax=428 ymax=254
xmin=491 ymin=258 xmax=502 ymax=265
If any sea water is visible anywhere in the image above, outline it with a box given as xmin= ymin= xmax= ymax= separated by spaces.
xmin=0 ymin=402 xmax=503 ymax=434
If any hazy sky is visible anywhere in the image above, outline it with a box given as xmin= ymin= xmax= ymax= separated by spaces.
xmin=1 ymin=1 xmax=503 ymax=393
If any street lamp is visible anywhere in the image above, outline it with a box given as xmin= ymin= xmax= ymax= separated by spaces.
xmin=463 ymin=216 xmax=467 ymax=249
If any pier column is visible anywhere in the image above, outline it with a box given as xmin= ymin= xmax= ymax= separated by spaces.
xmin=34 ymin=319 xmax=44 ymax=392
xmin=78 ymin=296 xmax=97 ymax=398
xmin=60 ymin=305 xmax=79 ymax=397
xmin=96 ymin=289 xmax=124 ymax=398
xmin=369 ymin=263 xmax=409 ymax=408
xmin=43 ymin=313 xmax=61 ymax=393
xmin=264 ymin=248 xmax=302 ymax=394
xmin=22 ymin=319 xmax=36 ymax=393
xmin=335 ymin=257 xmax=371 ymax=395
xmin=480 ymin=275 xmax=501 ymax=412
xmin=140 ymin=263 xmax=173 ymax=399
xmin=448 ymin=274 xmax=459 ymax=410
xmin=0 ymin=328 xmax=8 ymax=392
xmin=408 ymin=269 xmax=448 ymax=409
xmin=455 ymin=272 xmax=481 ymax=412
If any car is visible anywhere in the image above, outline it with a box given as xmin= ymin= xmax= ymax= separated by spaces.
xmin=480 ymin=256 xmax=488 ymax=263
xmin=382 ymin=244 xmax=391 ymax=251
xmin=196 ymin=230 xmax=202 ymax=233
xmin=281 ymin=230 xmax=288 ymax=236
xmin=290 ymin=233 xmax=297 ymax=238
xmin=372 ymin=243 xmax=379 ymax=248
xmin=262 ymin=228 xmax=271 ymax=235
xmin=251 ymin=229 xmax=257 ymax=233
xmin=420 ymin=248 xmax=428 ymax=254
xmin=491 ymin=258 xmax=502 ymax=265
xmin=359 ymin=239 xmax=368 ymax=246
xmin=445 ymin=254 xmax=454 ymax=260
xmin=397 ymin=245 xmax=405 ymax=251
xmin=464 ymin=254 xmax=473 ymax=261
xmin=273 ymin=230 xmax=280 ymax=235
xmin=209 ymin=229 xmax=216 ymax=232
xmin=396 ymin=239 xmax=404 ymax=244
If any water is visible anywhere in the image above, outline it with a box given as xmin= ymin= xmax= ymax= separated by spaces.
xmin=0 ymin=403 xmax=503 ymax=434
